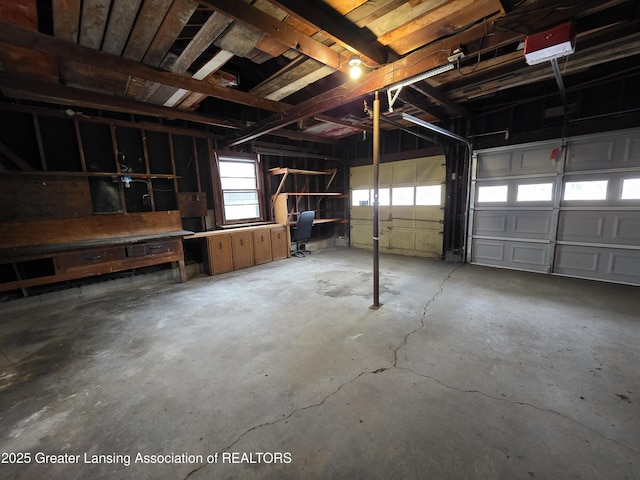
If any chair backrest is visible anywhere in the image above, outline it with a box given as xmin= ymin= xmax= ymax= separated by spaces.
xmin=294 ymin=211 xmax=315 ymax=240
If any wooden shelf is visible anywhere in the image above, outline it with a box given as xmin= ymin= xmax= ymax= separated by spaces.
xmin=0 ymin=170 xmax=178 ymax=179
xmin=270 ymin=167 xmax=346 ymax=226
xmin=268 ymin=167 xmax=335 ymax=176
xmin=285 ymin=192 xmax=345 ymax=196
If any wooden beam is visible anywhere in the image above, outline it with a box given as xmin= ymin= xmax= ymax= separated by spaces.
xmin=0 ymin=0 xmax=38 ymax=30
xmin=123 ymin=0 xmax=173 ymax=61
xmin=0 ymin=73 xmax=243 ymax=129
xmin=79 ymin=0 xmax=110 ymax=50
xmin=137 ymin=11 xmax=233 ymax=104
xmin=223 ymin=39 xmax=459 ymax=146
xmin=142 ymin=0 xmax=198 ymax=67
xmin=101 ymin=0 xmax=143 ymax=56
xmin=199 ymin=0 xmax=351 ymax=74
xmin=223 ymin=0 xmax=619 ymax=146
xmin=0 ymin=21 xmax=289 ymax=113
xmin=52 ymin=0 xmax=81 ymax=41
xmin=313 ymin=114 xmax=372 ymax=132
xmin=0 ymin=141 xmax=35 ymax=171
xmin=380 ymin=0 xmax=502 ymax=56
xmin=408 ymin=82 xmax=471 ymax=119
xmin=269 ymin=0 xmax=388 ymax=65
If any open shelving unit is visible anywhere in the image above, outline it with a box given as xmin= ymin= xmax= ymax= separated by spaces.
xmin=268 ymin=167 xmax=347 ymax=226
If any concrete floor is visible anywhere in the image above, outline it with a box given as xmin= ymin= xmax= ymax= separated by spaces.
xmin=0 ymin=247 xmax=638 ymax=480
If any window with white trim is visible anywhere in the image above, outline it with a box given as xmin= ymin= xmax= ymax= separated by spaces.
xmin=563 ymin=180 xmax=608 ymax=201
xmin=217 ymin=154 xmax=262 ymax=223
xmin=621 ymin=178 xmax=640 ymax=200
xmin=392 ymin=186 xmax=414 ymax=206
xmin=416 ymin=185 xmax=442 ymax=206
xmin=477 ymin=185 xmax=508 ymax=203
xmin=351 ymin=188 xmax=390 ymax=206
xmin=517 ymin=183 xmax=553 ymax=202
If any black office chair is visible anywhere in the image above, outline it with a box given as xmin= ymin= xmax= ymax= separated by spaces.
xmin=291 ymin=210 xmax=315 ymax=257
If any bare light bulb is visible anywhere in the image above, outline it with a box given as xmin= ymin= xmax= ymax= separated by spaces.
xmin=348 ymin=55 xmax=363 ymax=80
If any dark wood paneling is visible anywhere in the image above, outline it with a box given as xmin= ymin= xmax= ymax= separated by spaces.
xmin=0 ymin=175 xmax=92 ymax=222
xmin=177 ymin=192 xmax=208 ymax=218
xmin=0 ymin=210 xmax=184 ymax=249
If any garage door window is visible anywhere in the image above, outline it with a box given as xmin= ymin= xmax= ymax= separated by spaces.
xmin=392 ymin=187 xmax=414 ymax=206
xmin=351 ymin=188 xmax=390 ymax=206
xmin=416 ymin=185 xmax=442 ymax=205
xmin=621 ymin=178 xmax=640 ymax=200
xmin=564 ymin=180 xmax=608 ymax=201
xmin=477 ymin=185 xmax=508 ymax=203
xmin=517 ymin=183 xmax=553 ymax=202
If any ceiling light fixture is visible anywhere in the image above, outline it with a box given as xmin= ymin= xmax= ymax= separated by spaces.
xmin=349 ymin=55 xmax=363 ymax=80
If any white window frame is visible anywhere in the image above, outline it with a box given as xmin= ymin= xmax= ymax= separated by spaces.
xmin=621 ymin=178 xmax=640 ymax=200
xmin=477 ymin=185 xmax=508 ymax=203
xmin=416 ymin=184 xmax=442 ymax=206
xmin=215 ymin=153 xmax=264 ymax=225
xmin=563 ymin=180 xmax=608 ymax=201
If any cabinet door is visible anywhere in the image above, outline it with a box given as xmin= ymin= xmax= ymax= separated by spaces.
xmin=206 ymin=235 xmax=233 ymax=274
xmin=231 ymin=231 xmax=254 ymax=269
xmin=270 ymin=225 xmax=290 ymax=260
xmin=253 ymin=230 xmax=272 ymax=265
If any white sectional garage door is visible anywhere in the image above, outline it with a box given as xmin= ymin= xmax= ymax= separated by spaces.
xmin=468 ymin=128 xmax=640 ymax=285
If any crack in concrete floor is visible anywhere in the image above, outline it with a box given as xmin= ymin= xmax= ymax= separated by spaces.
xmin=184 ymin=262 xmax=638 ymax=479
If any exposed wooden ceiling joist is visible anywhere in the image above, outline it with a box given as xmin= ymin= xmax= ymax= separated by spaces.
xmin=198 ymin=0 xmax=351 ymax=74
xmin=0 ymin=21 xmax=289 ymax=113
xmin=0 ymin=73 xmax=243 ymax=128
xmin=223 ymin=0 xmax=632 ymax=146
xmin=268 ymin=0 xmax=389 ymax=65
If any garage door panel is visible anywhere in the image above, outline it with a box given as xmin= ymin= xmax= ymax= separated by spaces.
xmin=627 ymin=137 xmax=640 ymax=164
xmin=350 ymin=222 xmax=372 ymax=247
xmin=350 ymin=165 xmax=372 ymax=187
xmin=511 ymin=244 xmax=548 ymax=267
xmin=478 ymin=153 xmax=511 ymax=177
xmin=478 ymin=145 xmax=557 ymax=178
xmin=517 ymin=148 xmax=558 ymax=174
xmin=566 ymin=130 xmax=640 ymax=171
xmin=415 ymin=232 xmax=443 ymax=256
xmin=612 ymin=214 xmax=640 ymax=243
xmin=472 ymin=239 xmax=549 ymax=272
xmin=392 ymin=162 xmax=417 ymax=183
xmin=567 ymin=141 xmax=615 ymax=171
xmin=513 ymin=213 xmax=552 ymax=236
xmin=416 ymin=157 xmax=446 ymax=182
xmin=554 ymin=246 xmax=600 ymax=274
xmin=389 ymin=230 xmax=415 ymax=251
xmin=558 ymin=211 xmax=640 ymax=246
xmin=609 ymin=252 xmax=640 ymax=278
xmin=474 ymin=211 xmax=508 ymax=234
xmin=474 ymin=210 xmax=551 ymax=240
xmin=351 ymin=206 xmax=372 ymax=220
xmin=554 ymin=245 xmax=640 ymax=285
xmin=557 ymin=212 xmax=606 ymax=241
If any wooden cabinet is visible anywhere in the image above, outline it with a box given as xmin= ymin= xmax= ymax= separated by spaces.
xmin=231 ymin=231 xmax=254 ymax=269
xmin=253 ymin=230 xmax=273 ymax=265
xmin=188 ymin=224 xmax=290 ymax=276
xmin=270 ymin=225 xmax=289 ymax=261
xmin=206 ymin=234 xmax=233 ymax=275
